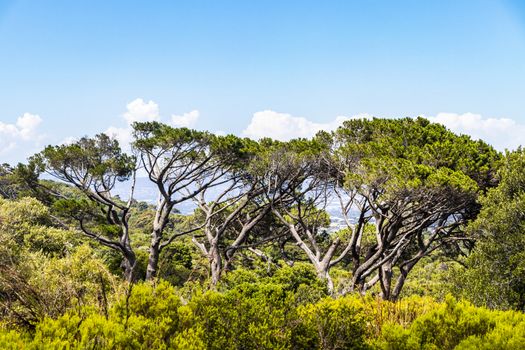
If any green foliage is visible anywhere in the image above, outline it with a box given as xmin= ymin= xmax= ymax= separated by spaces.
xmin=181 ymin=285 xmax=294 ymax=349
xmin=374 ymin=296 xmax=525 ymax=350
xmin=335 ymin=117 xmax=499 ymax=186
xmin=397 ymin=258 xmax=455 ymax=300
xmin=34 ymin=133 xmax=135 ymax=182
xmin=158 ymin=242 xmax=195 ymax=279
xmin=0 ymin=244 xmax=119 ymax=328
xmin=405 ymin=296 xmax=495 ymax=349
xmin=294 ymin=296 xmax=371 ymax=350
xmin=176 ymin=264 xmax=328 ymax=349
xmin=3 ymin=290 xmax=525 ymax=349
xmin=132 ymin=121 xmax=211 ymax=152
xmin=334 ymin=117 xmax=498 ymax=197
xmin=29 ymin=281 xmax=180 ymax=349
xmin=0 ymin=326 xmax=30 ymax=350
xmin=0 ymin=197 xmax=50 ymax=237
xmin=2 ymin=282 xmax=525 ymax=349
xmin=219 ymin=263 xmax=328 ymax=301
xmin=0 ymin=197 xmax=79 ymax=257
xmin=450 ymin=149 xmax=525 ymax=310
xmin=0 ymin=164 xmax=16 ymax=199
xmin=1 ymin=118 xmax=524 ymax=348
xmin=271 ymin=262 xmax=327 ymax=294
xmin=22 ymin=226 xmax=76 ymax=256
xmin=456 ymin=316 xmax=525 ymax=349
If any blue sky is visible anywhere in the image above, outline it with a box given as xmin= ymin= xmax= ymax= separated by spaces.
xmin=1 ymin=0 xmax=525 ymax=163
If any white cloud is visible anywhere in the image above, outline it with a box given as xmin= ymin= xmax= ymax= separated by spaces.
xmin=16 ymin=113 xmax=42 ymax=136
xmin=106 ymin=98 xmax=160 ymax=151
xmin=104 ymin=126 xmax=133 ymax=150
xmin=0 ymin=113 xmax=44 ymax=161
xmin=123 ymin=98 xmax=160 ymax=124
xmin=171 ymin=110 xmax=199 ymax=128
xmin=426 ymin=112 xmax=525 ymax=151
xmin=242 ymin=110 xmax=370 ymax=141
xmin=105 ymin=98 xmax=200 ymax=151
xmin=241 ymin=109 xmax=525 ymax=151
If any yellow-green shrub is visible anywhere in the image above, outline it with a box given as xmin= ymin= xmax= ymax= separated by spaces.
xmin=294 ymin=295 xmax=371 ymax=350
xmin=30 ymin=281 xmax=181 ymax=349
xmin=375 ymin=296 xmax=502 ymax=349
xmin=180 ymin=283 xmax=294 ymax=349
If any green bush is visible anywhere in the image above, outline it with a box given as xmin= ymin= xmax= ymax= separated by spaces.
xmin=294 ymin=295 xmax=371 ymax=350
xmin=375 ymin=296 xmax=502 ymax=349
xmin=0 ymin=325 xmax=30 ymax=350
xmin=1 ymin=288 xmax=525 ymax=349
xmin=456 ymin=312 xmax=525 ymax=349
xmin=181 ymin=283 xmax=295 ymax=349
xmin=30 ymin=281 xmax=181 ymax=349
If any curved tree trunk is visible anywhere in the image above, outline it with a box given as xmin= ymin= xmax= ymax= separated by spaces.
xmin=317 ymin=267 xmax=334 ymax=295
xmin=209 ymin=243 xmax=222 ymax=288
xmin=379 ymin=263 xmax=393 ymax=300
xmin=146 ymin=228 xmax=162 ymax=280
xmin=146 ymin=200 xmax=172 ymax=280
xmin=121 ymin=249 xmax=137 ymax=282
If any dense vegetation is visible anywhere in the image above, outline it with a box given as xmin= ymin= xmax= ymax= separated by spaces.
xmin=1 ymin=117 xmax=524 ymax=349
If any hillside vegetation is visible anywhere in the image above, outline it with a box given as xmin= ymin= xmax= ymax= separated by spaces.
xmin=1 ymin=117 xmax=524 ymax=349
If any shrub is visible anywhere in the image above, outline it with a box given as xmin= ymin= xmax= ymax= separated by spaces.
xmin=456 ymin=312 xmax=525 ymax=349
xmin=294 ymin=295 xmax=371 ymax=350
xmin=180 ymin=283 xmax=295 ymax=349
xmin=30 ymin=281 xmax=181 ymax=349
xmin=375 ymin=296 xmax=498 ymax=350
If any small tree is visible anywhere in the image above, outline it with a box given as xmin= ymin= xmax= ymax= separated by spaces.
xmin=453 ymin=149 xmax=525 ymax=310
xmin=330 ymin=117 xmax=500 ymax=299
xmin=132 ymin=122 xmax=222 ymax=280
xmin=255 ymin=139 xmax=347 ymax=293
xmin=189 ymin=135 xmax=272 ymax=286
xmin=32 ymin=134 xmax=138 ymax=281
xmin=132 ymin=122 xmax=265 ymax=281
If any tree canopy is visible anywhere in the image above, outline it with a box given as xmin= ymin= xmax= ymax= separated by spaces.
xmin=5 ymin=116 xmax=525 ymax=348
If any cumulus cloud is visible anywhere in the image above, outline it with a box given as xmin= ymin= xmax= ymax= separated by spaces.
xmin=426 ymin=112 xmax=525 ymax=151
xmin=242 ymin=110 xmax=370 ymax=141
xmin=105 ymin=126 xmax=133 ymax=150
xmin=171 ymin=110 xmax=199 ymax=128
xmin=16 ymin=113 xmax=42 ymax=137
xmin=106 ymin=98 xmax=160 ymax=150
xmin=123 ymin=98 xmax=160 ymax=124
xmin=0 ymin=113 xmax=44 ymax=161
xmin=105 ymin=98 xmax=200 ymax=151
xmin=241 ymin=109 xmax=525 ymax=150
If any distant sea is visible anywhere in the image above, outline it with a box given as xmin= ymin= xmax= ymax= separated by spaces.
xmin=114 ymin=177 xmax=357 ymax=231
xmin=113 ymin=177 xmax=196 ymax=214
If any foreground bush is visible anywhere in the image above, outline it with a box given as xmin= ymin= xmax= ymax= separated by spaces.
xmin=1 ymin=279 xmax=524 ymax=349
xmin=294 ymin=296 xmax=371 ymax=349
xmin=31 ymin=281 xmax=180 ymax=348
xmin=375 ymin=296 xmax=525 ymax=350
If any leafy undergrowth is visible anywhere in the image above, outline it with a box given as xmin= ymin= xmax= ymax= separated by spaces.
xmin=1 ymin=276 xmax=524 ymax=350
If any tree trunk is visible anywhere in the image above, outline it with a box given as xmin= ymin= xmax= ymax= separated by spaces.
xmin=145 ymin=229 xmax=161 ymax=280
xmin=317 ymin=267 xmax=334 ymax=295
xmin=379 ymin=263 xmax=393 ymax=300
xmin=391 ymin=270 xmax=407 ymax=301
xmin=145 ymin=202 xmax=171 ymax=280
xmin=209 ymin=242 xmax=222 ymax=287
xmin=307 ymin=261 xmax=336 ymax=295
xmin=121 ymin=250 xmax=137 ymax=282
xmin=391 ymin=261 xmax=417 ymax=301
